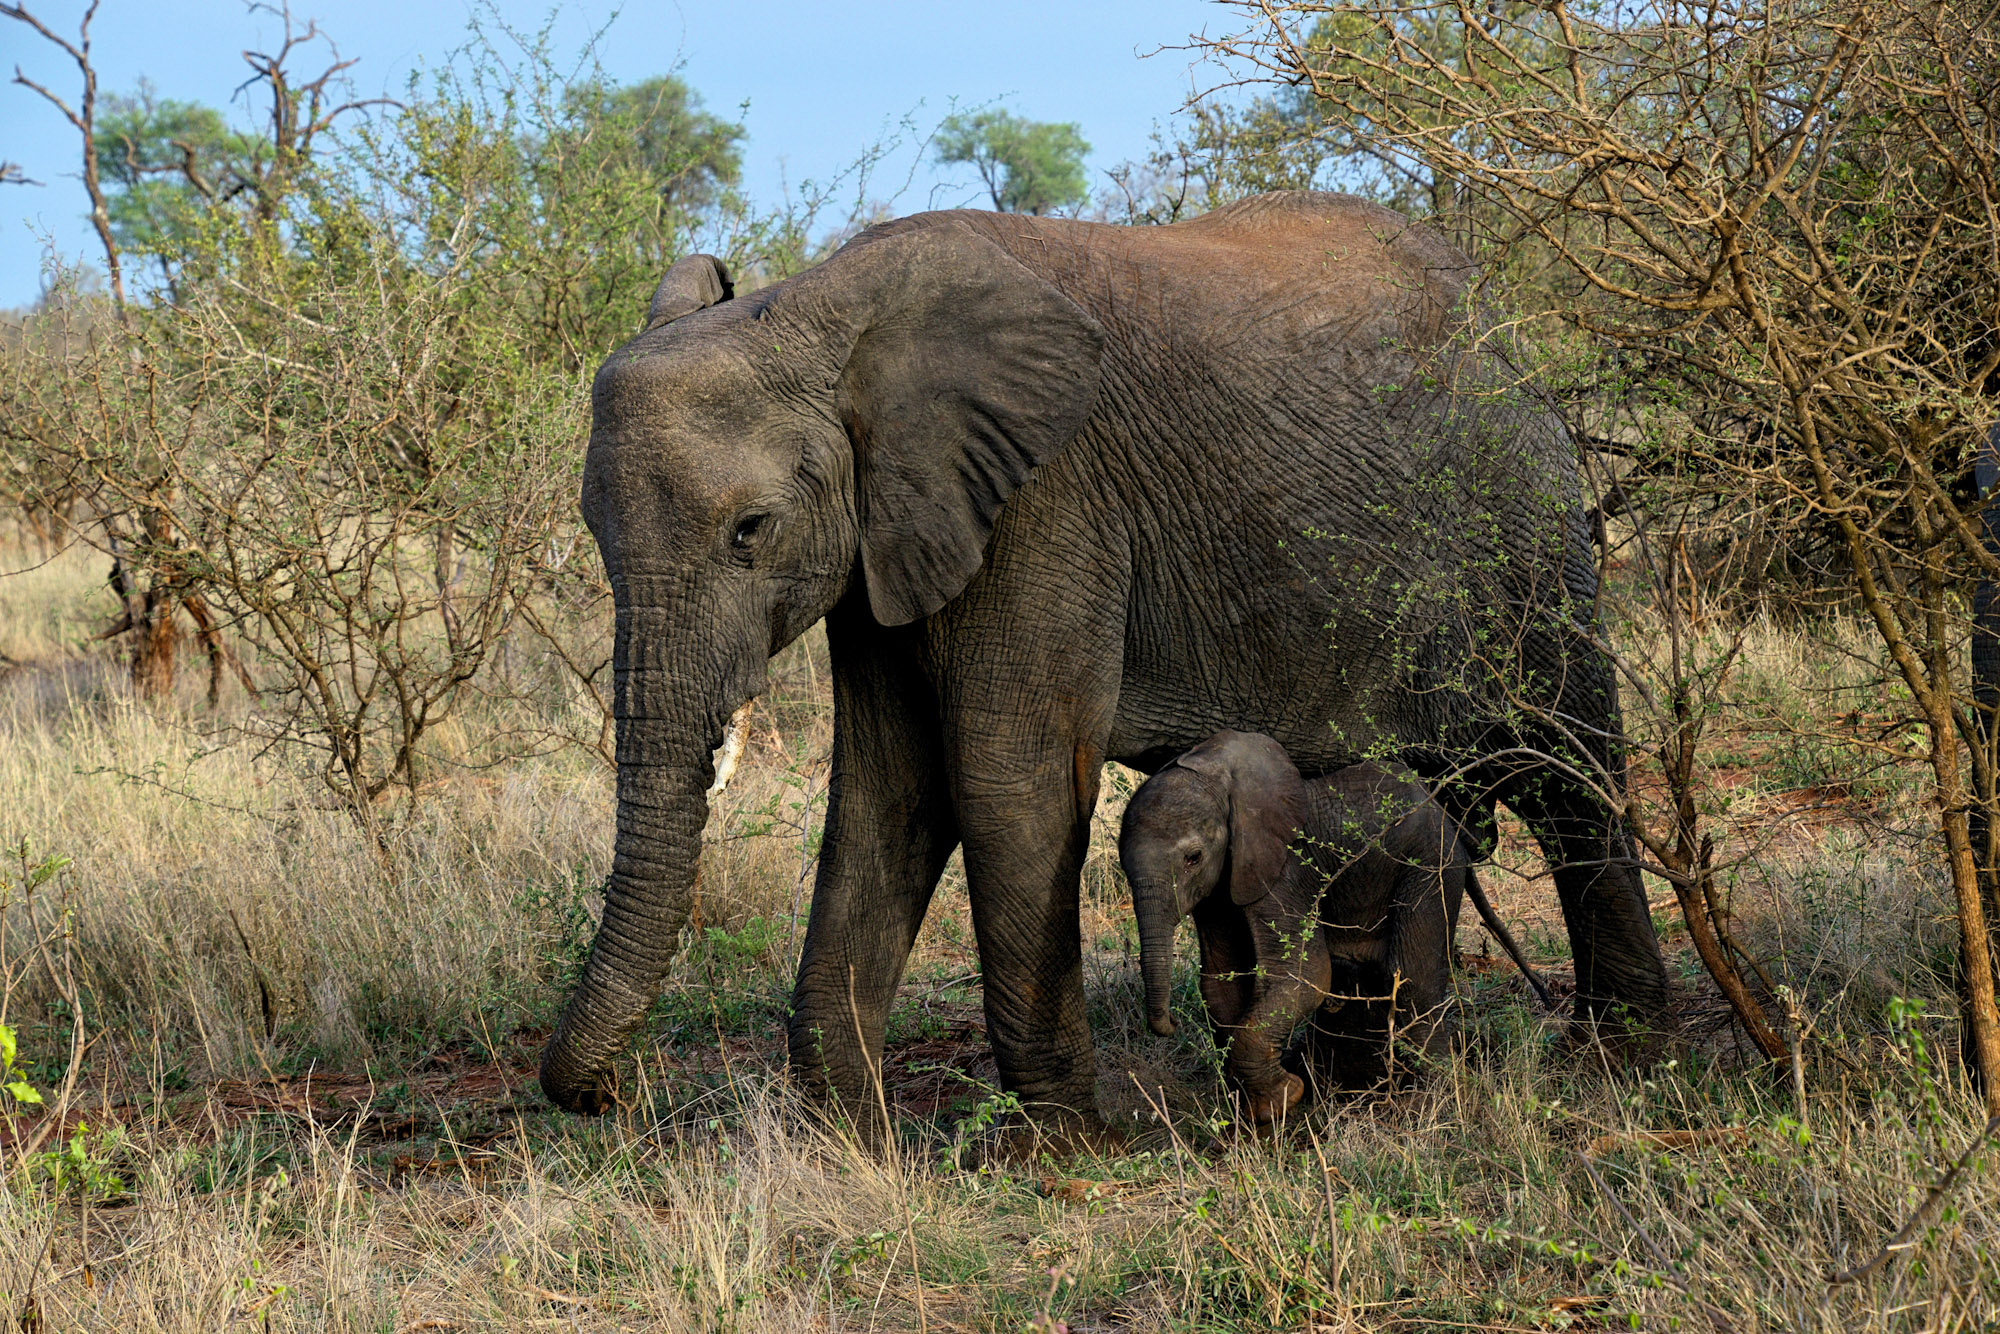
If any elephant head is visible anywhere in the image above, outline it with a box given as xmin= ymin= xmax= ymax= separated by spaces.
xmin=1119 ymin=730 xmax=1306 ymax=1037
xmin=541 ymin=222 xmax=1105 ymax=1113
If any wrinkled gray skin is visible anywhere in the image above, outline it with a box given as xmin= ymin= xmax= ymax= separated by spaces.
xmin=541 ymin=191 xmax=1669 ymax=1129
xmin=1120 ymin=732 xmax=1465 ymax=1123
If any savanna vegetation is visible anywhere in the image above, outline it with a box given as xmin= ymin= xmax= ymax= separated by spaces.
xmin=0 ymin=1 xmax=1996 ymax=1329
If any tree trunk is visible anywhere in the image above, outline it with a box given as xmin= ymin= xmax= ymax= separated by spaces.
xmin=1966 ymin=422 xmax=2000 ymax=1097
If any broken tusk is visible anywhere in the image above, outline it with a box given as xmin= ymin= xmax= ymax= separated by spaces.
xmin=706 ymin=701 xmax=754 ymax=799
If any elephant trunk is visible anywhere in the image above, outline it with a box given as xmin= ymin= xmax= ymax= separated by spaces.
xmin=1134 ymin=881 xmax=1181 ymax=1037
xmin=541 ymin=605 xmax=743 ymax=1114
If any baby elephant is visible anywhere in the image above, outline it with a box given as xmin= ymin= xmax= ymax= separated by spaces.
xmin=1120 ymin=730 xmax=1473 ymax=1123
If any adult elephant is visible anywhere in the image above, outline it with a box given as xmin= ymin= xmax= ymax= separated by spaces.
xmin=539 ymin=191 xmax=1670 ymax=1126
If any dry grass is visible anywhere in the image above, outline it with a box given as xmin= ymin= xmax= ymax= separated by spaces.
xmin=0 ymin=537 xmax=118 ymax=668
xmin=0 ymin=1002 xmax=1991 ymax=1331
xmin=0 ymin=531 xmax=1995 ymax=1331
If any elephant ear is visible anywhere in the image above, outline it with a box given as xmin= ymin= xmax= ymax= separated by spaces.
xmin=827 ymin=225 xmax=1105 ymax=626
xmin=644 ymin=254 xmax=734 ymax=332
xmin=1222 ymin=738 xmax=1308 ymax=908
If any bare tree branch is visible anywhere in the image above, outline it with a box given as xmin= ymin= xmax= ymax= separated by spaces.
xmin=4 ymin=0 xmax=125 ymax=310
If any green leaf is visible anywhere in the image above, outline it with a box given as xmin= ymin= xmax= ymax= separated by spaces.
xmin=25 ymin=855 xmax=71 ymax=891
xmin=6 ymin=1080 xmax=43 ymax=1105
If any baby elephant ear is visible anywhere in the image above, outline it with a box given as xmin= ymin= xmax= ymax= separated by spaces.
xmin=1223 ymin=737 xmax=1309 ymax=907
xmin=1228 ymin=786 xmax=1306 ymax=907
xmin=644 ymin=254 xmax=734 ymax=331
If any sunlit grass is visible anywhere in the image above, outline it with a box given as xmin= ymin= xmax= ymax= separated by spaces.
xmin=0 ymin=528 xmax=1992 ymax=1330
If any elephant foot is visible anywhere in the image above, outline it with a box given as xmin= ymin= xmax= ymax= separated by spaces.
xmin=1245 ymin=1071 xmax=1306 ymax=1125
xmin=1561 ymin=1000 xmax=1683 ymax=1069
xmin=539 ymin=1055 xmax=620 ymax=1117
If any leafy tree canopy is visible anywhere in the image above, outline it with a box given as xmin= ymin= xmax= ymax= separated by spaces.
xmin=94 ymin=85 xmax=260 ymax=257
xmin=91 ymin=71 xmax=747 ymax=302
xmin=561 ymin=75 xmax=744 ymax=213
xmin=935 ymin=109 xmax=1091 ymax=215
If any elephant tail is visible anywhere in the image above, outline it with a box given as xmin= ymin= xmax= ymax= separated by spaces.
xmin=1464 ymin=865 xmax=1556 ymax=1011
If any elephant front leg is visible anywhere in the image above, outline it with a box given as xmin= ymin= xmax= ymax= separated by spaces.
xmin=956 ymin=746 xmax=1107 ymax=1133
xmin=1193 ymin=904 xmax=1256 ymax=1044
xmin=1227 ymin=929 xmax=1331 ymax=1124
xmin=788 ymin=613 xmax=959 ymax=1131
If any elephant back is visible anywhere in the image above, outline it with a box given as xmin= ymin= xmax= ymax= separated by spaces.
xmin=1298 ymin=760 xmax=1450 ymax=873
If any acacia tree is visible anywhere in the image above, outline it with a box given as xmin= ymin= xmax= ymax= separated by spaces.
xmin=3 ymin=3 xmax=383 ymax=698
xmin=93 ymin=87 xmax=260 ymax=292
xmin=1204 ymin=0 xmax=2000 ymax=1104
xmin=936 ymin=109 xmax=1092 ymax=215
xmin=2 ymin=12 xmax=819 ymax=821
xmin=1156 ymin=3 xmax=1549 ymax=222
xmin=4 ymin=0 xmax=770 ymax=719
xmin=5 ymin=0 xmax=167 ymax=691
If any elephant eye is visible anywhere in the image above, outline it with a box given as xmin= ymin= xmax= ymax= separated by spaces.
xmin=730 ymin=512 xmax=769 ymax=551
xmin=1183 ymin=849 xmax=1203 ymax=867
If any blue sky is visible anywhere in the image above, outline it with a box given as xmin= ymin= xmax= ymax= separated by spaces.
xmin=0 ymin=0 xmax=1244 ymax=308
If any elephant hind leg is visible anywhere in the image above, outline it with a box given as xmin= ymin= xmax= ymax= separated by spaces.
xmin=1506 ymin=777 xmax=1671 ymax=1028
xmin=1300 ymin=990 xmax=1392 ymax=1091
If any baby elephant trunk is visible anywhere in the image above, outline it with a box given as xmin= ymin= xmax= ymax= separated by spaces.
xmin=1135 ymin=883 xmax=1180 ymax=1036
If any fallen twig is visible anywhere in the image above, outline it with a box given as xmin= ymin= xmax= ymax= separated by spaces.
xmin=516 ymin=1281 xmax=592 ymax=1308
xmin=1036 ymin=1176 xmax=1121 ymax=1203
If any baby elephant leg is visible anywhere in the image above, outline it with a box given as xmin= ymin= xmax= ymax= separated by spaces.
xmin=1304 ymin=851 xmax=1463 ymax=1089
xmin=1226 ymin=935 xmax=1332 ymax=1123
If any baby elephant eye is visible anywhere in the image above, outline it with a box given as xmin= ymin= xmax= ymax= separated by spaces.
xmin=730 ymin=513 xmax=768 ymax=550
xmin=1183 ymin=849 xmax=1203 ymax=867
